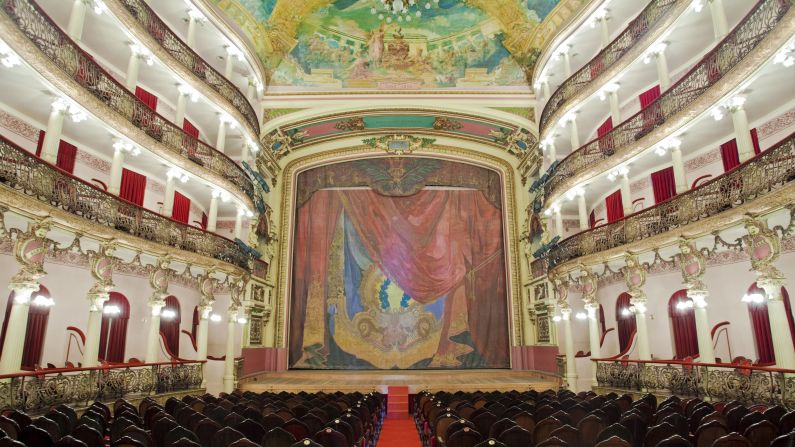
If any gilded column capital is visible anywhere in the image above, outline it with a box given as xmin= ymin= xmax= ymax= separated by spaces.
xmin=199 ymin=272 xmax=217 ymax=308
xmin=578 ymin=265 xmax=598 ymax=306
xmin=552 ymin=274 xmax=571 ymax=311
xmin=9 ymin=218 xmax=52 ymax=293
xmin=742 ymin=215 xmax=784 ymax=283
xmin=87 ymin=240 xmax=117 ymax=302
xmin=677 ymin=237 xmax=708 ymax=295
xmin=148 ymin=256 xmax=172 ymax=304
xmin=621 ymin=252 xmax=648 ymax=307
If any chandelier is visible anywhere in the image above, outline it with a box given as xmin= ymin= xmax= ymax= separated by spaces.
xmin=371 ymin=0 xmax=441 ymax=23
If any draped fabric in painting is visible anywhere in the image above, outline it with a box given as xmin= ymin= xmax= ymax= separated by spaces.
xmin=290 ymin=158 xmax=510 ymax=370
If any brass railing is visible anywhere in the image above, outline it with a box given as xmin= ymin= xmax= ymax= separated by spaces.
xmin=0 ymin=136 xmax=251 ymax=269
xmin=539 ymin=0 xmax=679 ymax=133
xmin=0 ymin=361 xmax=203 ymax=413
xmin=547 ymin=131 xmax=795 ymax=268
xmin=1 ymin=0 xmax=254 ymax=201
xmin=595 ymin=358 xmax=795 ymax=408
xmin=117 ymin=0 xmax=259 ymax=134
xmin=545 ymin=0 xmax=791 ymax=199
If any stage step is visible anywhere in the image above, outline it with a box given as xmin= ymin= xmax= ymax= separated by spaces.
xmin=387 ymin=386 xmax=409 ymax=417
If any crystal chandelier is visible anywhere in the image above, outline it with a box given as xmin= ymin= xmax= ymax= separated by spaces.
xmin=371 ymin=0 xmax=440 ymax=24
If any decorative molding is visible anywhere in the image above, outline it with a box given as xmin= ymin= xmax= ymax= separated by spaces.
xmin=0 ymin=110 xmax=37 ymax=142
xmin=76 ymin=151 xmax=111 ymax=173
xmin=685 ymin=149 xmax=722 ymax=172
xmin=759 ymin=107 xmax=795 ymax=141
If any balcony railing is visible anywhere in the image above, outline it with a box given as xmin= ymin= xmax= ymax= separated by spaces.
xmin=0 ymin=360 xmax=203 ymax=413
xmin=595 ymin=358 xmax=795 ymax=408
xmin=0 ymin=136 xmax=251 ymax=270
xmin=538 ymin=0 xmax=679 ymax=133
xmin=545 ymin=0 xmax=791 ymax=199
xmin=547 ymin=130 xmax=795 ymax=268
xmin=117 ymin=0 xmax=259 ymax=134
xmin=1 ymin=0 xmax=255 ymax=201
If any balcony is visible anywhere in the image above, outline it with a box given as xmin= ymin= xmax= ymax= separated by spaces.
xmin=545 ymin=0 xmax=793 ymax=201
xmin=0 ymin=0 xmax=255 ymax=202
xmin=538 ymin=0 xmax=679 ymax=134
xmin=546 ymin=130 xmax=795 ymax=269
xmin=0 ymin=136 xmax=251 ymax=270
xmin=114 ymin=0 xmax=260 ymax=135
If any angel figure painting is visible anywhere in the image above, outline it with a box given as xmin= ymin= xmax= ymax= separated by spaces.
xmin=289 ymin=158 xmax=510 ymax=369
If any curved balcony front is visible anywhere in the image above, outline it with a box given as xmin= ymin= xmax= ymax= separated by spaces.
xmin=0 ymin=136 xmax=251 ymax=270
xmin=546 ymin=131 xmax=795 ymax=270
xmin=111 ymin=0 xmax=260 ymax=138
xmin=0 ymin=0 xmax=255 ymax=203
xmin=538 ymin=0 xmax=681 ymax=135
xmin=544 ymin=0 xmax=793 ymax=203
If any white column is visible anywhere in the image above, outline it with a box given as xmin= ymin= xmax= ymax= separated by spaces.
xmin=186 ymin=16 xmax=198 ymax=47
xmin=241 ymin=145 xmax=250 ymax=165
xmin=554 ymin=208 xmax=564 ymax=237
xmin=162 ymin=175 xmax=176 ymax=217
xmin=196 ymin=306 xmax=211 ymax=386
xmin=634 ymin=307 xmax=652 ymax=360
xmin=764 ymin=284 xmax=795 ymax=369
xmin=234 ymin=208 xmax=244 ymax=239
xmin=690 ymin=292 xmax=716 ymax=363
xmin=586 ymin=304 xmax=601 ymax=386
xmin=729 ymin=99 xmax=754 ymax=163
xmin=66 ymin=0 xmax=88 ymax=41
xmin=246 ymin=77 xmax=256 ymax=101
xmin=0 ymin=288 xmax=34 ymax=374
xmin=597 ymin=17 xmax=610 ymax=49
xmin=577 ymin=192 xmax=588 ymax=231
xmin=561 ymin=46 xmax=573 ymax=78
xmin=620 ymin=172 xmax=633 ymax=215
xmin=208 ymin=193 xmax=219 ymax=232
xmin=708 ymin=0 xmax=729 ymax=40
xmin=224 ymin=54 xmax=235 ymax=79
xmin=561 ymin=310 xmax=578 ymax=390
xmin=175 ymin=91 xmax=188 ymax=126
xmin=145 ymin=301 xmax=164 ymax=363
xmin=671 ymin=145 xmax=688 ymax=194
xmin=41 ymin=104 xmax=65 ymax=165
xmin=108 ymin=147 xmax=125 ymax=196
xmin=82 ymin=295 xmax=108 ymax=368
xmin=125 ymin=51 xmax=141 ymax=91
xmin=567 ymin=115 xmax=580 ymax=149
xmin=216 ymin=120 xmax=228 ymax=153
xmin=654 ymin=50 xmax=671 ymax=90
xmin=223 ymin=309 xmax=238 ymax=393
xmin=608 ymin=90 xmax=620 ymax=124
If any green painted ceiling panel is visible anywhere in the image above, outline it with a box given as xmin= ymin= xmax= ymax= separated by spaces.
xmin=363 ymin=115 xmax=436 ymax=129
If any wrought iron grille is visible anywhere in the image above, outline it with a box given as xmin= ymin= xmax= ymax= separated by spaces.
xmin=117 ymin=0 xmax=260 ymax=134
xmin=539 ymin=0 xmax=678 ymax=133
xmin=0 ymin=136 xmax=251 ymax=269
xmin=0 ymin=361 xmax=203 ymax=413
xmin=1 ymin=0 xmax=254 ymax=201
xmin=545 ymin=0 xmax=791 ymax=199
xmin=547 ymin=131 xmax=795 ymax=267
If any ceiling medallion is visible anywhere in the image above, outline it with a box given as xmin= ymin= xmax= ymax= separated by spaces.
xmin=371 ymin=0 xmax=441 ymax=23
xmin=362 ymin=135 xmax=436 ymax=155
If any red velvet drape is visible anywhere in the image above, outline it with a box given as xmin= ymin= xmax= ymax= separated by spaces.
xmin=35 ymin=131 xmax=78 ymax=174
xmin=290 ymin=189 xmax=509 ymax=367
xmin=751 ymin=128 xmax=761 ymax=154
xmin=172 ymin=191 xmax=190 ymax=224
xmin=721 ymin=130 xmax=762 ymax=172
xmin=589 ymin=210 xmax=596 ymax=229
xmin=615 ymin=292 xmax=636 ymax=353
xmin=201 ymin=212 xmax=208 ymax=230
xmin=191 ymin=306 xmax=199 ymax=341
xmin=183 ymin=119 xmax=199 ymax=156
xmin=651 ymin=167 xmax=676 ymax=204
xmin=639 ymin=85 xmax=661 ymax=132
xmin=160 ymin=295 xmax=181 ymax=357
xmin=597 ymin=118 xmax=613 ymax=137
xmin=0 ymin=285 xmax=51 ymax=370
xmin=747 ymin=283 xmax=795 ymax=364
xmin=134 ymin=87 xmax=158 ymax=111
xmin=597 ymin=117 xmax=613 ymax=153
xmin=668 ymin=289 xmax=699 ymax=359
xmin=120 ymin=168 xmax=146 ymax=206
xmin=605 ymin=190 xmax=624 ymax=223
xmin=98 ymin=292 xmax=130 ymax=363
xmin=598 ymin=304 xmax=606 ymax=337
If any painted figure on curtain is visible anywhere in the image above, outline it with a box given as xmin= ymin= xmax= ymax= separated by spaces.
xmin=290 ymin=158 xmax=510 ymax=369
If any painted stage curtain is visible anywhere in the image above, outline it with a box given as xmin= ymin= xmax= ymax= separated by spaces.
xmin=0 ymin=285 xmax=51 ymax=370
xmin=99 ymin=292 xmax=130 ymax=363
xmin=651 ymin=167 xmax=676 ymax=204
xmin=172 ymin=191 xmax=190 ymax=224
xmin=290 ymin=189 xmax=509 ymax=369
xmin=120 ymin=168 xmax=146 ymax=206
xmin=615 ymin=292 xmax=636 ymax=353
xmin=747 ymin=283 xmax=795 ymax=364
xmin=36 ymin=131 xmax=78 ymax=173
xmin=668 ymin=289 xmax=699 ymax=359
xmin=605 ymin=190 xmax=624 ymax=223
xmin=160 ymin=295 xmax=181 ymax=357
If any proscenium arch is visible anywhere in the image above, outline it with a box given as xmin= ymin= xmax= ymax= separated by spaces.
xmin=270 ymin=139 xmax=528 ymax=354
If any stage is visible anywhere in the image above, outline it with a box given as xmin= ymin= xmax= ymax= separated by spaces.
xmin=238 ymin=369 xmax=562 ymax=394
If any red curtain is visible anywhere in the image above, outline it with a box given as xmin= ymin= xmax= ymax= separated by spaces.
xmin=597 ymin=117 xmax=613 ymax=153
xmin=639 ymin=85 xmax=661 ymax=132
xmin=0 ymin=285 xmax=51 ymax=370
xmin=191 ymin=306 xmax=199 ymax=341
xmin=134 ymin=87 xmax=158 ymax=111
xmin=35 ymin=131 xmax=78 ymax=174
xmin=98 ymin=292 xmax=130 ymax=363
xmin=668 ymin=290 xmax=699 ymax=359
xmin=36 ymin=130 xmax=44 ymax=156
xmin=160 ymin=296 xmax=181 ymax=357
xmin=615 ymin=292 xmax=636 ymax=353
xmin=183 ymin=119 xmax=199 ymax=156
xmin=589 ymin=210 xmax=596 ymax=229
xmin=651 ymin=167 xmax=677 ymax=204
xmin=605 ymin=190 xmax=624 ymax=223
xmin=751 ymin=128 xmax=761 ymax=154
xmin=598 ymin=304 xmax=606 ymax=337
xmin=172 ymin=192 xmax=190 ymax=224
xmin=120 ymin=168 xmax=146 ymax=206
xmin=747 ymin=283 xmax=795 ymax=364
xmin=290 ymin=189 xmax=509 ymax=368
xmin=201 ymin=212 xmax=208 ymax=230
xmin=720 ymin=138 xmax=740 ymax=172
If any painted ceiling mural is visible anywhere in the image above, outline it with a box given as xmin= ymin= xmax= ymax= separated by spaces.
xmin=210 ymin=0 xmax=580 ymax=92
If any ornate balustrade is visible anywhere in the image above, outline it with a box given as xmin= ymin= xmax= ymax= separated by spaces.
xmin=595 ymin=358 xmax=795 ymax=408
xmin=0 ymin=136 xmax=251 ymax=269
xmin=0 ymin=361 xmax=203 ymax=413
xmin=545 ymin=0 xmax=791 ymax=199
xmin=1 ymin=0 xmax=254 ymax=201
xmin=538 ymin=0 xmax=679 ymax=133
xmin=547 ymin=130 xmax=795 ymax=268
xmin=116 ymin=0 xmax=259 ymax=134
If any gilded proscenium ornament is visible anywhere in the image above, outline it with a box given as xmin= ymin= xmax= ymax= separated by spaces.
xmin=552 ymin=274 xmax=570 ymax=312
xmin=361 ymin=135 xmax=436 ymax=155
xmin=621 ymin=253 xmax=648 ymax=308
xmin=87 ymin=241 xmax=118 ymax=304
xmin=199 ymin=272 xmax=217 ymax=309
xmin=578 ymin=265 xmax=598 ymax=306
xmin=677 ymin=237 xmax=708 ymax=294
xmin=742 ymin=215 xmax=784 ymax=284
xmin=149 ymin=256 xmax=172 ymax=307
xmin=9 ymin=218 xmax=52 ymax=293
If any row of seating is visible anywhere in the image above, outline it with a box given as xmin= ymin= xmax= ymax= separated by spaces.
xmin=414 ymin=389 xmax=795 ymax=447
xmin=0 ymin=390 xmax=384 ymax=447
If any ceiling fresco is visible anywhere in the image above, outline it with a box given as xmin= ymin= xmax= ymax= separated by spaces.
xmin=210 ymin=0 xmax=583 ymax=92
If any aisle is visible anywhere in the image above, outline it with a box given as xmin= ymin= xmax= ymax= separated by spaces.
xmin=378 ymin=414 xmax=422 ymax=447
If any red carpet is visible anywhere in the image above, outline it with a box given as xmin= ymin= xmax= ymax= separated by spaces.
xmin=378 ymin=414 xmax=421 ymax=447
